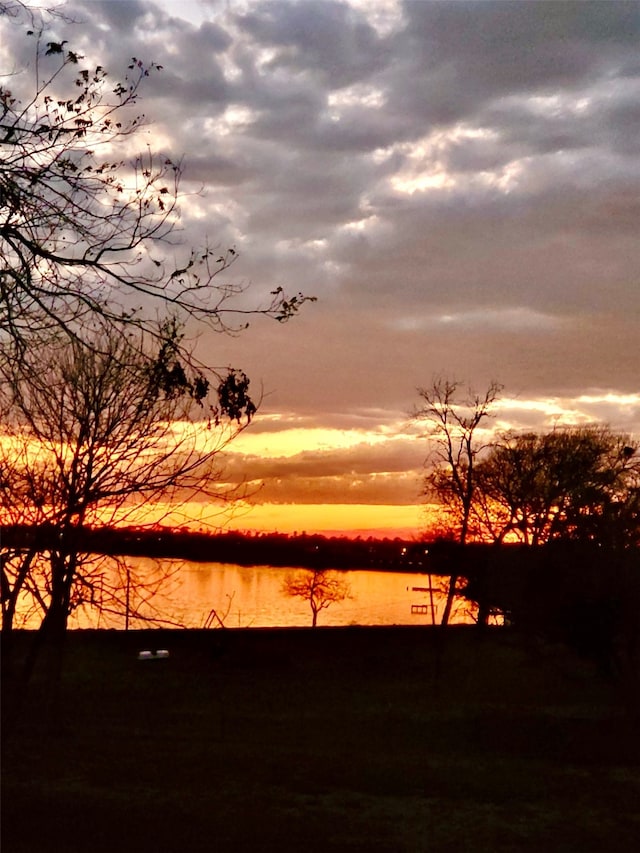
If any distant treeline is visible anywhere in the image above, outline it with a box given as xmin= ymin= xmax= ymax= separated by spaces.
xmin=1 ymin=524 xmax=429 ymax=572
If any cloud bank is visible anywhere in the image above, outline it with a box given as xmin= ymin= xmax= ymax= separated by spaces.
xmin=5 ymin=0 xmax=639 ymax=529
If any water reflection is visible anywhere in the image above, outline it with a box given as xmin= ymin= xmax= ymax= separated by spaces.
xmin=65 ymin=557 xmax=476 ymax=629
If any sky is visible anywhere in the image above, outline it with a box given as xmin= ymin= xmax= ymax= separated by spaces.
xmin=5 ymin=0 xmax=640 ymax=536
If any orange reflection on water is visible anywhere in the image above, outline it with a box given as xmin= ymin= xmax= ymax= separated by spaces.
xmin=27 ymin=557 xmax=478 ymax=630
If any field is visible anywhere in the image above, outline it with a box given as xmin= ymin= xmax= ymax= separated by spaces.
xmin=3 ymin=626 xmax=640 ymax=852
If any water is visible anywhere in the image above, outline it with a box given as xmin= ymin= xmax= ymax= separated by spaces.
xmin=63 ymin=556 xmax=476 ymax=629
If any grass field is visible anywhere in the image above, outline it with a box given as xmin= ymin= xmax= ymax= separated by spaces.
xmin=3 ymin=626 xmax=640 ymax=852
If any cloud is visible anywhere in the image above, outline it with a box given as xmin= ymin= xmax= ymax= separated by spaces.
xmin=394 ymin=1 xmax=639 ymax=125
xmin=236 ymin=0 xmax=388 ymax=89
xmin=392 ymin=307 xmax=563 ymax=333
xmin=4 ymin=0 xmax=638 ymax=532
xmin=220 ymin=435 xmax=425 ymax=505
xmin=215 ymin=389 xmax=640 ymax=508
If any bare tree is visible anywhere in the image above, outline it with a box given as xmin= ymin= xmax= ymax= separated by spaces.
xmin=0 ymin=324 xmax=252 ymax=695
xmin=0 ymin=6 xmax=313 ymax=363
xmin=414 ymin=378 xmax=502 ymax=625
xmin=282 ymin=569 xmax=351 ymax=627
xmin=0 ymin=7 xmax=316 ymax=734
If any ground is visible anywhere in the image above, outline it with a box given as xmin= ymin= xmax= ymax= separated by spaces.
xmin=3 ymin=626 xmax=640 ymax=852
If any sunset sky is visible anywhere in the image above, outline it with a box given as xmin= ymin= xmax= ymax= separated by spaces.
xmin=5 ymin=1 xmax=640 ymax=537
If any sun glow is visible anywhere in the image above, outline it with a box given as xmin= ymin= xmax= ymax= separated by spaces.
xmin=3 ymin=386 xmax=638 ymax=539
xmin=228 ymin=502 xmax=426 ymax=538
xmin=229 ymin=422 xmax=391 ymax=458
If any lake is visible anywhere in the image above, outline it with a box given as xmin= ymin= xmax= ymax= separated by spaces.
xmin=62 ymin=557 xmax=477 ymax=629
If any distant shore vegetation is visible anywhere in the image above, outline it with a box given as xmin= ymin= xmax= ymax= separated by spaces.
xmin=1 ymin=523 xmax=430 ymax=571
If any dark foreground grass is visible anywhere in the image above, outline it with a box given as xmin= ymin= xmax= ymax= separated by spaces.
xmin=3 ymin=626 xmax=640 ymax=852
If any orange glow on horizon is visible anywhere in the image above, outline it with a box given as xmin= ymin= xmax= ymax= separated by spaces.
xmin=78 ymin=500 xmax=432 ymax=539
xmin=228 ymin=502 xmax=427 ymax=538
xmin=165 ymin=501 xmax=431 ymax=539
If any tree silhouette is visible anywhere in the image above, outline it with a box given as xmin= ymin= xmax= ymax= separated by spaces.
xmin=0 ymin=4 xmax=313 ymax=365
xmin=0 ymin=324 xmax=251 ymax=711
xmin=282 ymin=569 xmax=351 ymax=627
xmin=414 ymin=377 xmax=502 ymax=624
xmin=474 ymin=426 xmax=640 ymax=547
xmin=0 ymin=4 xmax=314 ymax=706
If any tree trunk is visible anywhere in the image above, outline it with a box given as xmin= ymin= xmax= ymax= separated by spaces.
xmin=440 ymin=573 xmax=458 ymax=626
xmin=27 ymin=603 xmax=68 ymax=730
xmin=21 ymin=553 xmax=71 ymax=730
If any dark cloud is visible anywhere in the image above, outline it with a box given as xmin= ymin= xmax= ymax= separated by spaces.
xmin=236 ymin=0 xmax=388 ymax=88
xmin=248 ymin=472 xmax=421 ymax=506
xmin=231 ymin=440 xmax=422 ymax=480
xmin=84 ymin=0 xmax=154 ymax=30
xmin=220 ymin=438 xmax=425 ymax=505
xmin=396 ymin=1 xmax=639 ymax=119
xmin=4 ymin=0 xmax=638 ymax=507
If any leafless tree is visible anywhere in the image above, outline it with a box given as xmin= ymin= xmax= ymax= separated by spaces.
xmin=0 ymin=324 xmax=252 ymax=694
xmin=414 ymin=378 xmax=502 ymax=625
xmin=0 ymin=5 xmax=313 ymax=364
xmin=282 ymin=569 xmax=351 ymax=627
xmin=0 ymin=6 xmax=315 ymax=734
